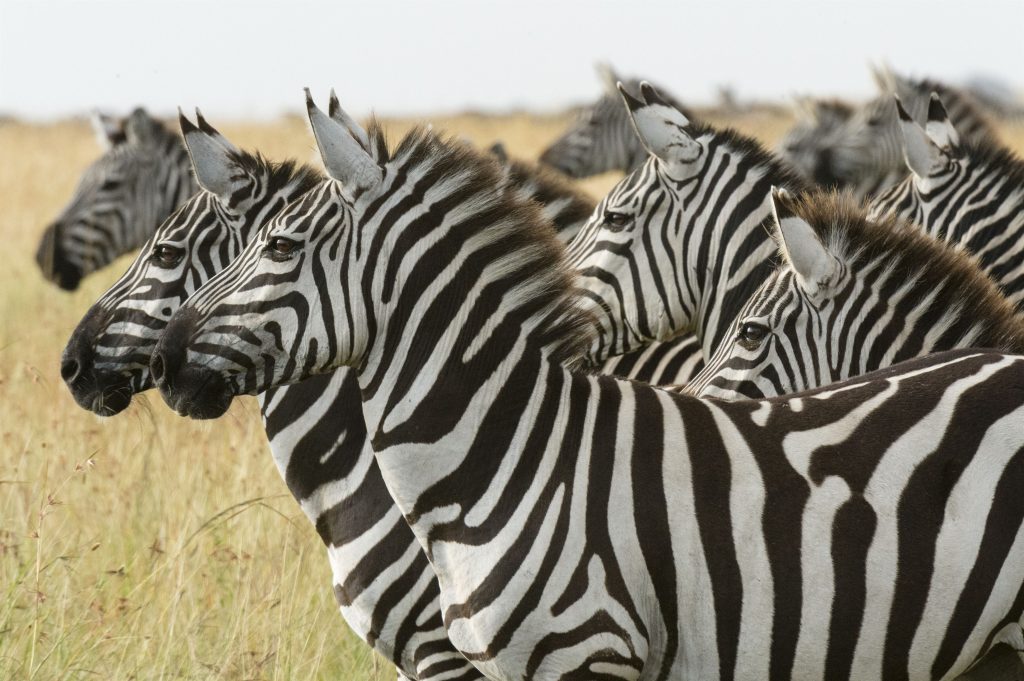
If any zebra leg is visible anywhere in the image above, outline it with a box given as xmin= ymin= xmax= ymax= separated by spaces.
xmin=954 ymin=643 xmax=1024 ymax=681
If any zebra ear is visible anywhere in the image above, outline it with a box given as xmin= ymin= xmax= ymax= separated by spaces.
xmin=621 ymin=81 xmax=701 ymax=169
xmin=124 ymin=108 xmax=163 ymax=147
xmin=870 ymin=62 xmax=897 ymax=94
xmin=771 ymin=188 xmax=837 ymax=294
xmin=306 ymin=89 xmax=382 ymax=199
xmin=595 ymin=62 xmax=621 ymax=96
xmin=327 ymin=88 xmax=371 ymax=152
xmin=91 ymin=111 xmax=126 ymax=150
xmin=924 ymin=93 xmax=961 ymax=152
xmin=895 ymin=96 xmax=949 ymax=178
xmin=179 ymin=108 xmax=246 ymax=202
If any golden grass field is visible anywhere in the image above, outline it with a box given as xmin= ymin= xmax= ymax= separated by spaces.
xmin=1 ymin=108 xmax=1022 ymax=680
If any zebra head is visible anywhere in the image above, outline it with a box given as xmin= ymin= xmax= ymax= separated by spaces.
xmin=777 ymin=97 xmax=853 ymax=188
xmin=689 ymin=188 xmax=1024 ymax=398
xmin=60 ymin=111 xmax=321 ymax=415
xmin=36 ymin=108 xmax=194 ymax=291
xmin=150 ymin=93 xmax=383 ymax=418
xmin=539 ymin=65 xmax=681 ymax=178
xmin=828 ymin=67 xmax=995 ymax=200
xmin=888 ymin=93 xmax=965 ymax=199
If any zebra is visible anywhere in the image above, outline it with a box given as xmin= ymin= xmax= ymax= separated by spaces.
xmin=60 ymin=109 xmax=481 ymax=680
xmin=869 ymin=94 xmax=1024 ymax=310
xmin=823 ymin=66 xmax=997 ymax=200
xmin=686 ymin=189 xmax=1024 ymax=399
xmin=36 ymin=107 xmax=196 ymax=290
xmin=538 ymin=63 xmax=696 ymax=178
xmin=777 ymin=97 xmax=854 ymax=187
xmin=151 ymin=92 xmax=1024 ymax=681
xmin=60 ymin=100 xmax=702 ymax=679
xmin=565 ymin=81 xmax=807 ymax=369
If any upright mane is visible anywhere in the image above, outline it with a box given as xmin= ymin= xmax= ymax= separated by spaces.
xmin=955 ymin=138 xmax=1024 ymax=188
xmin=788 ymin=191 xmax=1024 ymax=351
xmin=226 ymin=149 xmax=324 ymax=196
xmin=687 ymin=120 xmax=812 ymax=193
xmin=365 ymin=123 xmax=597 ymax=366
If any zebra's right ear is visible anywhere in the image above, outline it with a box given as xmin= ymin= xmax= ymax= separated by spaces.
xmin=91 ymin=111 xmax=126 ymax=150
xmin=869 ymin=61 xmax=897 ymax=94
xmin=895 ymin=96 xmax=950 ymax=178
xmin=621 ymin=81 xmax=701 ymax=171
xmin=595 ymin=62 xmax=622 ymax=96
xmin=924 ymin=93 xmax=962 ymax=152
xmin=771 ymin=188 xmax=837 ymax=297
xmin=179 ymin=108 xmax=246 ymax=201
xmin=306 ymin=89 xmax=382 ymax=199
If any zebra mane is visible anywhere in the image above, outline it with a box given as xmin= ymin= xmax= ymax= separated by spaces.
xmin=364 ymin=123 xmax=597 ymax=367
xmin=499 ymin=154 xmax=594 ymax=222
xmin=785 ymin=190 xmax=1024 ymax=352
xmin=815 ymin=99 xmax=855 ymax=118
xmin=688 ymin=120 xmax=811 ymax=193
xmin=224 ymin=148 xmax=324 ymax=196
xmin=955 ymin=138 xmax=1024 ymax=188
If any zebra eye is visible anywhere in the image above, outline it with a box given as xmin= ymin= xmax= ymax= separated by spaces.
xmin=265 ymin=236 xmax=299 ymax=260
xmin=737 ymin=322 xmax=770 ymax=349
xmin=100 ymin=179 xmax=121 ymax=192
xmin=603 ymin=211 xmax=632 ymax=232
xmin=151 ymin=244 xmax=184 ymax=268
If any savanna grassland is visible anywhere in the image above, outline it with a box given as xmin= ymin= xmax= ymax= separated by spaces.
xmin=1 ymin=107 xmax=1021 ymax=680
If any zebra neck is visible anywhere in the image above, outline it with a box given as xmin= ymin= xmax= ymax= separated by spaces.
xmin=356 ymin=345 xmax=569 ymax=548
xmin=687 ymin=201 xmax=778 ymax=356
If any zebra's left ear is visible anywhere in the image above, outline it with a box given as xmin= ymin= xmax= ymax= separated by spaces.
xmin=306 ymin=89 xmax=382 ymax=200
xmin=924 ymin=93 xmax=961 ymax=152
xmin=91 ymin=111 xmax=126 ymax=150
xmin=621 ymin=81 xmax=701 ymax=171
xmin=124 ymin=108 xmax=163 ymax=147
xmin=179 ymin=108 xmax=247 ymax=203
xmin=895 ymin=96 xmax=950 ymax=178
xmin=771 ymin=188 xmax=838 ymax=296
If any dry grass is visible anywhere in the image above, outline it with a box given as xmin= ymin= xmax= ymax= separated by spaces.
xmin=1 ymin=108 xmax=1021 ymax=680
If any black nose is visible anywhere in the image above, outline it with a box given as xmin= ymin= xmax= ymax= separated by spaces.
xmin=151 ymin=344 xmax=182 ymax=390
xmin=61 ymin=338 xmax=92 ymax=387
xmin=61 ymin=356 xmax=81 ymax=383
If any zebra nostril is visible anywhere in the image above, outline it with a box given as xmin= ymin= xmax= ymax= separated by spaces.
xmin=150 ymin=353 xmax=166 ymax=384
xmin=60 ymin=357 xmax=81 ymax=383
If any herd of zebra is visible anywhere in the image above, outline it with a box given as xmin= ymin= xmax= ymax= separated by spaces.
xmin=39 ymin=64 xmax=1024 ymax=680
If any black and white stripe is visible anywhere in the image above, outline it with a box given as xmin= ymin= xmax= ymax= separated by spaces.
xmin=152 ymin=93 xmax=1024 ymax=681
xmin=869 ymin=94 xmax=1024 ymax=310
xmin=688 ymin=189 xmax=1024 ymax=398
xmin=36 ymin=108 xmax=196 ymax=290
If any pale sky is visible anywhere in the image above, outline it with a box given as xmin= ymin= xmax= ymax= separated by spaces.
xmin=1 ymin=0 xmax=1022 ymax=121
